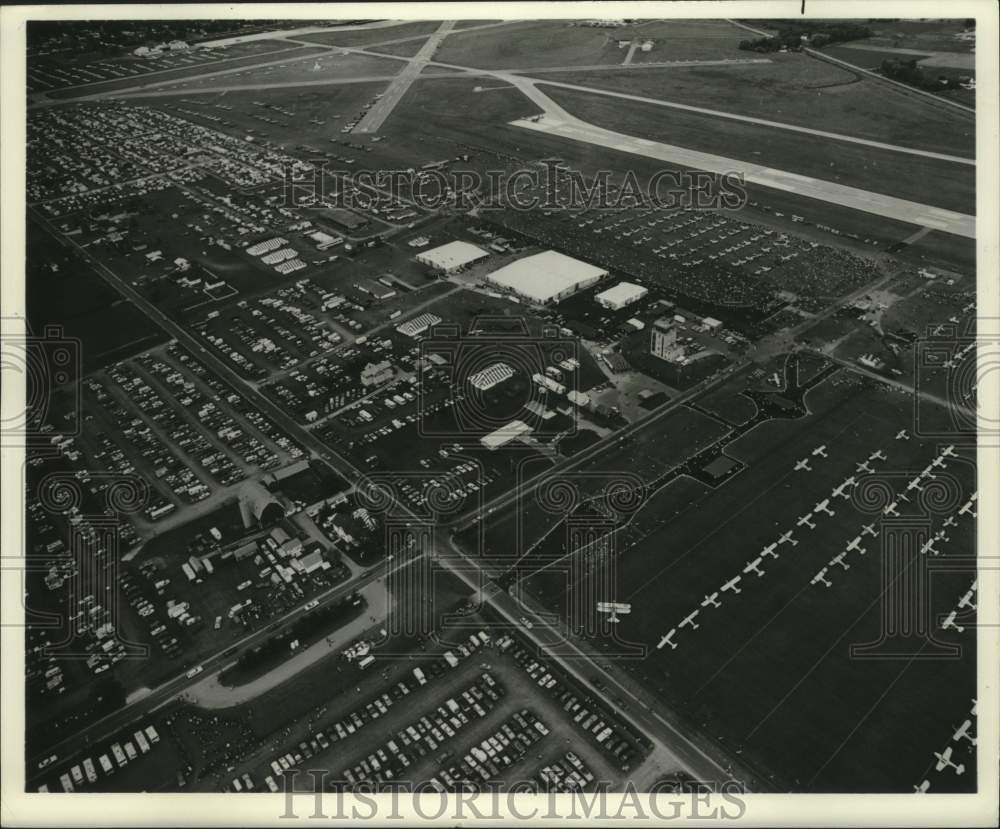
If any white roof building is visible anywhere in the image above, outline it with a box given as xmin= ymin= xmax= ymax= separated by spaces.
xmin=480 ymin=420 xmax=532 ymax=450
xmin=416 ymin=241 xmax=489 ymax=273
xmin=484 ymin=251 xmax=607 ymax=304
xmin=595 ymin=281 xmax=648 ymax=310
xmin=469 ymin=362 xmax=514 ymax=391
xmin=396 ymin=312 xmax=442 ymax=338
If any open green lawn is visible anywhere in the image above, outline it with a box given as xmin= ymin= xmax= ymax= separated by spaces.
xmin=541 ymin=84 xmax=975 ymax=214
xmin=539 ymin=53 xmax=974 ymax=157
xmin=297 ymin=20 xmax=442 ymax=47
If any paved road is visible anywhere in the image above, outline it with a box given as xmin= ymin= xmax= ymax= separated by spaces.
xmin=352 ymin=20 xmax=456 ymax=134
xmin=506 ymin=79 xmax=975 ymax=238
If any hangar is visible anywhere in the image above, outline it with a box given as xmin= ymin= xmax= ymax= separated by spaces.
xmin=484 ymin=250 xmax=607 ymax=304
xmin=416 ymin=240 xmax=489 ymax=273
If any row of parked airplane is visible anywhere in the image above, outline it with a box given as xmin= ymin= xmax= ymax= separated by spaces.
xmin=915 ymin=700 xmax=979 ymax=792
xmin=941 ymin=581 xmax=978 ymax=633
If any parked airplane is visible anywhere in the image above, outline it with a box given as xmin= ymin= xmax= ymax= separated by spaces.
xmin=907 ymin=478 xmax=923 ymax=493
xmin=743 ymin=557 xmax=765 ymax=578
xmin=958 ymin=499 xmax=977 ymax=518
xmin=760 ymin=542 xmax=779 ymax=560
xmin=869 ymin=450 xmax=887 ymax=462
xmin=931 ymin=456 xmax=947 ymax=469
xmin=935 ymin=529 xmax=949 ymax=542
xmin=830 ymin=552 xmax=850 ymax=571
xmin=720 ymin=575 xmax=743 ymax=594
xmin=812 ymin=445 xmax=828 ymax=458
xmin=794 ymin=458 xmax=812 ymax=472
xmin=883 ymin=501 xmax=900 ymax=517
xmin=934 ymin=746 xmax=965 ymax=775
xmin=953 ymin=719 xmax=976 ymax=746
xmin=942 ymin=445 xmax=957 ymax=457
xmin=895 ymin=430 xmax=910 ymax=441
xmin=958 ymin=590 xmax=976 ymax=611
xmin=778 ymin=530 xmax=798 ymax=546
xmin=856 ymin=461 xmax=874 ymax=474
xmin=679 ymin=610 xmax=700 ymax=630
xmin=971 ymin=699 xmax=978 ymax=716
xmin=811 ymin=568 xmax=832 ymax=588
xmin=797 ymin=513 xmax=816 ymax=530
xmin=861 ymin=523 xmax=878 ymax=538
xmin=814 ymin=499 xmax=835 ymax=517
xmin=657 ymin=629 xmax=678 ymax=650
xmin=701 ymin=592 xmax=721 ymax=609
xmin=943 ymin=515 xmax=957 ymax=527
xmin=920 ymin=538 xmax=939 ymax=556
xmin=846 ymin=536 xmax=865 ymax=554
xmin=941 ymin=610 xmax=964 ymax=633
xmin=913 ymin=780 xmax=930 ymax=794
xmin=832 ymin=478 xmax=854 ymax=499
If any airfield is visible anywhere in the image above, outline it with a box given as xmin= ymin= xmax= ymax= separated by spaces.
xmin=23 ymin=16 xmax=980 ymax=798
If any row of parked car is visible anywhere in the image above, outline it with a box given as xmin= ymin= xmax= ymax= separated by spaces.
xmin=38 ymin=725 xmax=160 ymax=793
xmin=429 ymin=708 xmax=550 ymax=791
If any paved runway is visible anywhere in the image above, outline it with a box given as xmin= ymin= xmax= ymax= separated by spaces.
xmin=352 ymin=20 xmax=456 ymax=134
xmin=508 ymin=81 xmax=975 ymax=239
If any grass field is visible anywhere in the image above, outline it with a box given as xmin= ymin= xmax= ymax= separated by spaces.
xmin=863 ymin=19 xmax=977 ymax=53
xmin=366 ymin=38 xmax=429 ymax=58
xmin=538 ymin=55 xmax=975 ymax=157
xmin=540 ymin=84 xmax=975 ymax=214
xmin=140 ymin=83 xmax=389 ymax=147
xmin=46 ymin=45 xmax=325 ymax=99
xmin=520 ymin=365 xmax=977 ymax=791
xmin=148 ymin=51 xmax=402 ymax=93
xmin=297 ymin=20 xmax=443 ymax=48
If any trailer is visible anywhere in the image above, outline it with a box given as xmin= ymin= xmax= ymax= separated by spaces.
xmin=83 ymin=758 xmax=98 ymax=783
xmin=98 ymin=754 xmax=114 ymax=774
xmin=144 ymin=725 xmax=160 ymax=744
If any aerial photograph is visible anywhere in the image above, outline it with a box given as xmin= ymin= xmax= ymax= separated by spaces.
xmin=3 ymin=6 xmax=995 ymax=825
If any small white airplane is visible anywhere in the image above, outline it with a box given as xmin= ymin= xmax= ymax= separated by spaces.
xmin=861 ymin=523 xmax=878 ymax=538
xmin=934 ymin=746 xmax=965 ymax=775
xmin=935 ymin=529 xmax=949 ymax=542
xmin=942 ymin=445 xmax=956 ymax=457
xmin=869 ymin=449 xmax=887 ymax=462
xmin=958 ymin=590 xmax=976 ymax=611
xmin=830 ymin=551 xmax=850 ymax=571
xmin=958 ymin=499 xmax=977 ymax=518
xmin=971 ymin=699 xmax=978 ymax=716
xmin=814 ymin=498 xmax=835 ymax=517
xmin=943 ymin=515 xmax=957 ymax=528
xmin=941 ymin=610 xmax=964 ymax=633
xmin=797 ymin=513 xmax=816 ymax=530
xmin=743 ymin=557 xmax=765 ymax=578
xmin=832 ymin=478 xmax=855 ymax=499
xmin=920 ymin=538 xmax=938 ymax=556
xmin=846 ymin=536 xmax=865 ymax=554
xmin=856 ymin=461 xmax=874 ymax=474
xmin=657 ymin=628 xmax=678 ymax=650
xmin=701 ymin=592 xmax=721 ymax=609
xmin=895 ymin=430 xmax=910 ymax=441
xmin=812 ymin=445 xmax=828 ymax=458
xmin=913 ymin=780 xmax=930 ymax=794
xmin=794 ymin=458 xmax=812 ymax=472
xmin=906 ymin=478 xmax=923 ymax=494
xmin=761 ymin=542 xmax=779 ymax=560
xmin=953 ymin=719 xmax=976 ymax=746
xmin=919 ymin=467 xmax=935 ymax=480
xmin=721 ymin=575 xmax=743 ymax=594
xmin=811 ymin=568 xmax=832 ymax=588
xmin=884 ymin=501 xmax=900 ymax=517
xmin=898 ymin=492 xmax=911 ymax=503
xmin=679 ymin=610 xmax=700 ymax=630
xmin=778 ymin=530 xmax=798 ymax=546
xmin=931 ymin=456 xmax=947 ymax=469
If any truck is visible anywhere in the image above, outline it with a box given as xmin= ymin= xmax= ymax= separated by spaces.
xmin=82 ymin=758 xmax=98 ymax=783
xmin=98 ymin=754 xmax=114 ymax=775
xmin=124 ymin=742 xmax=138 ymax=761
xmin=144 ymin=725 xmax=160 ymax=744
xmin=111 ymin=744 xmax=127 ymax=767
xmin=133 ymin=731 xmax=151 ymax=754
